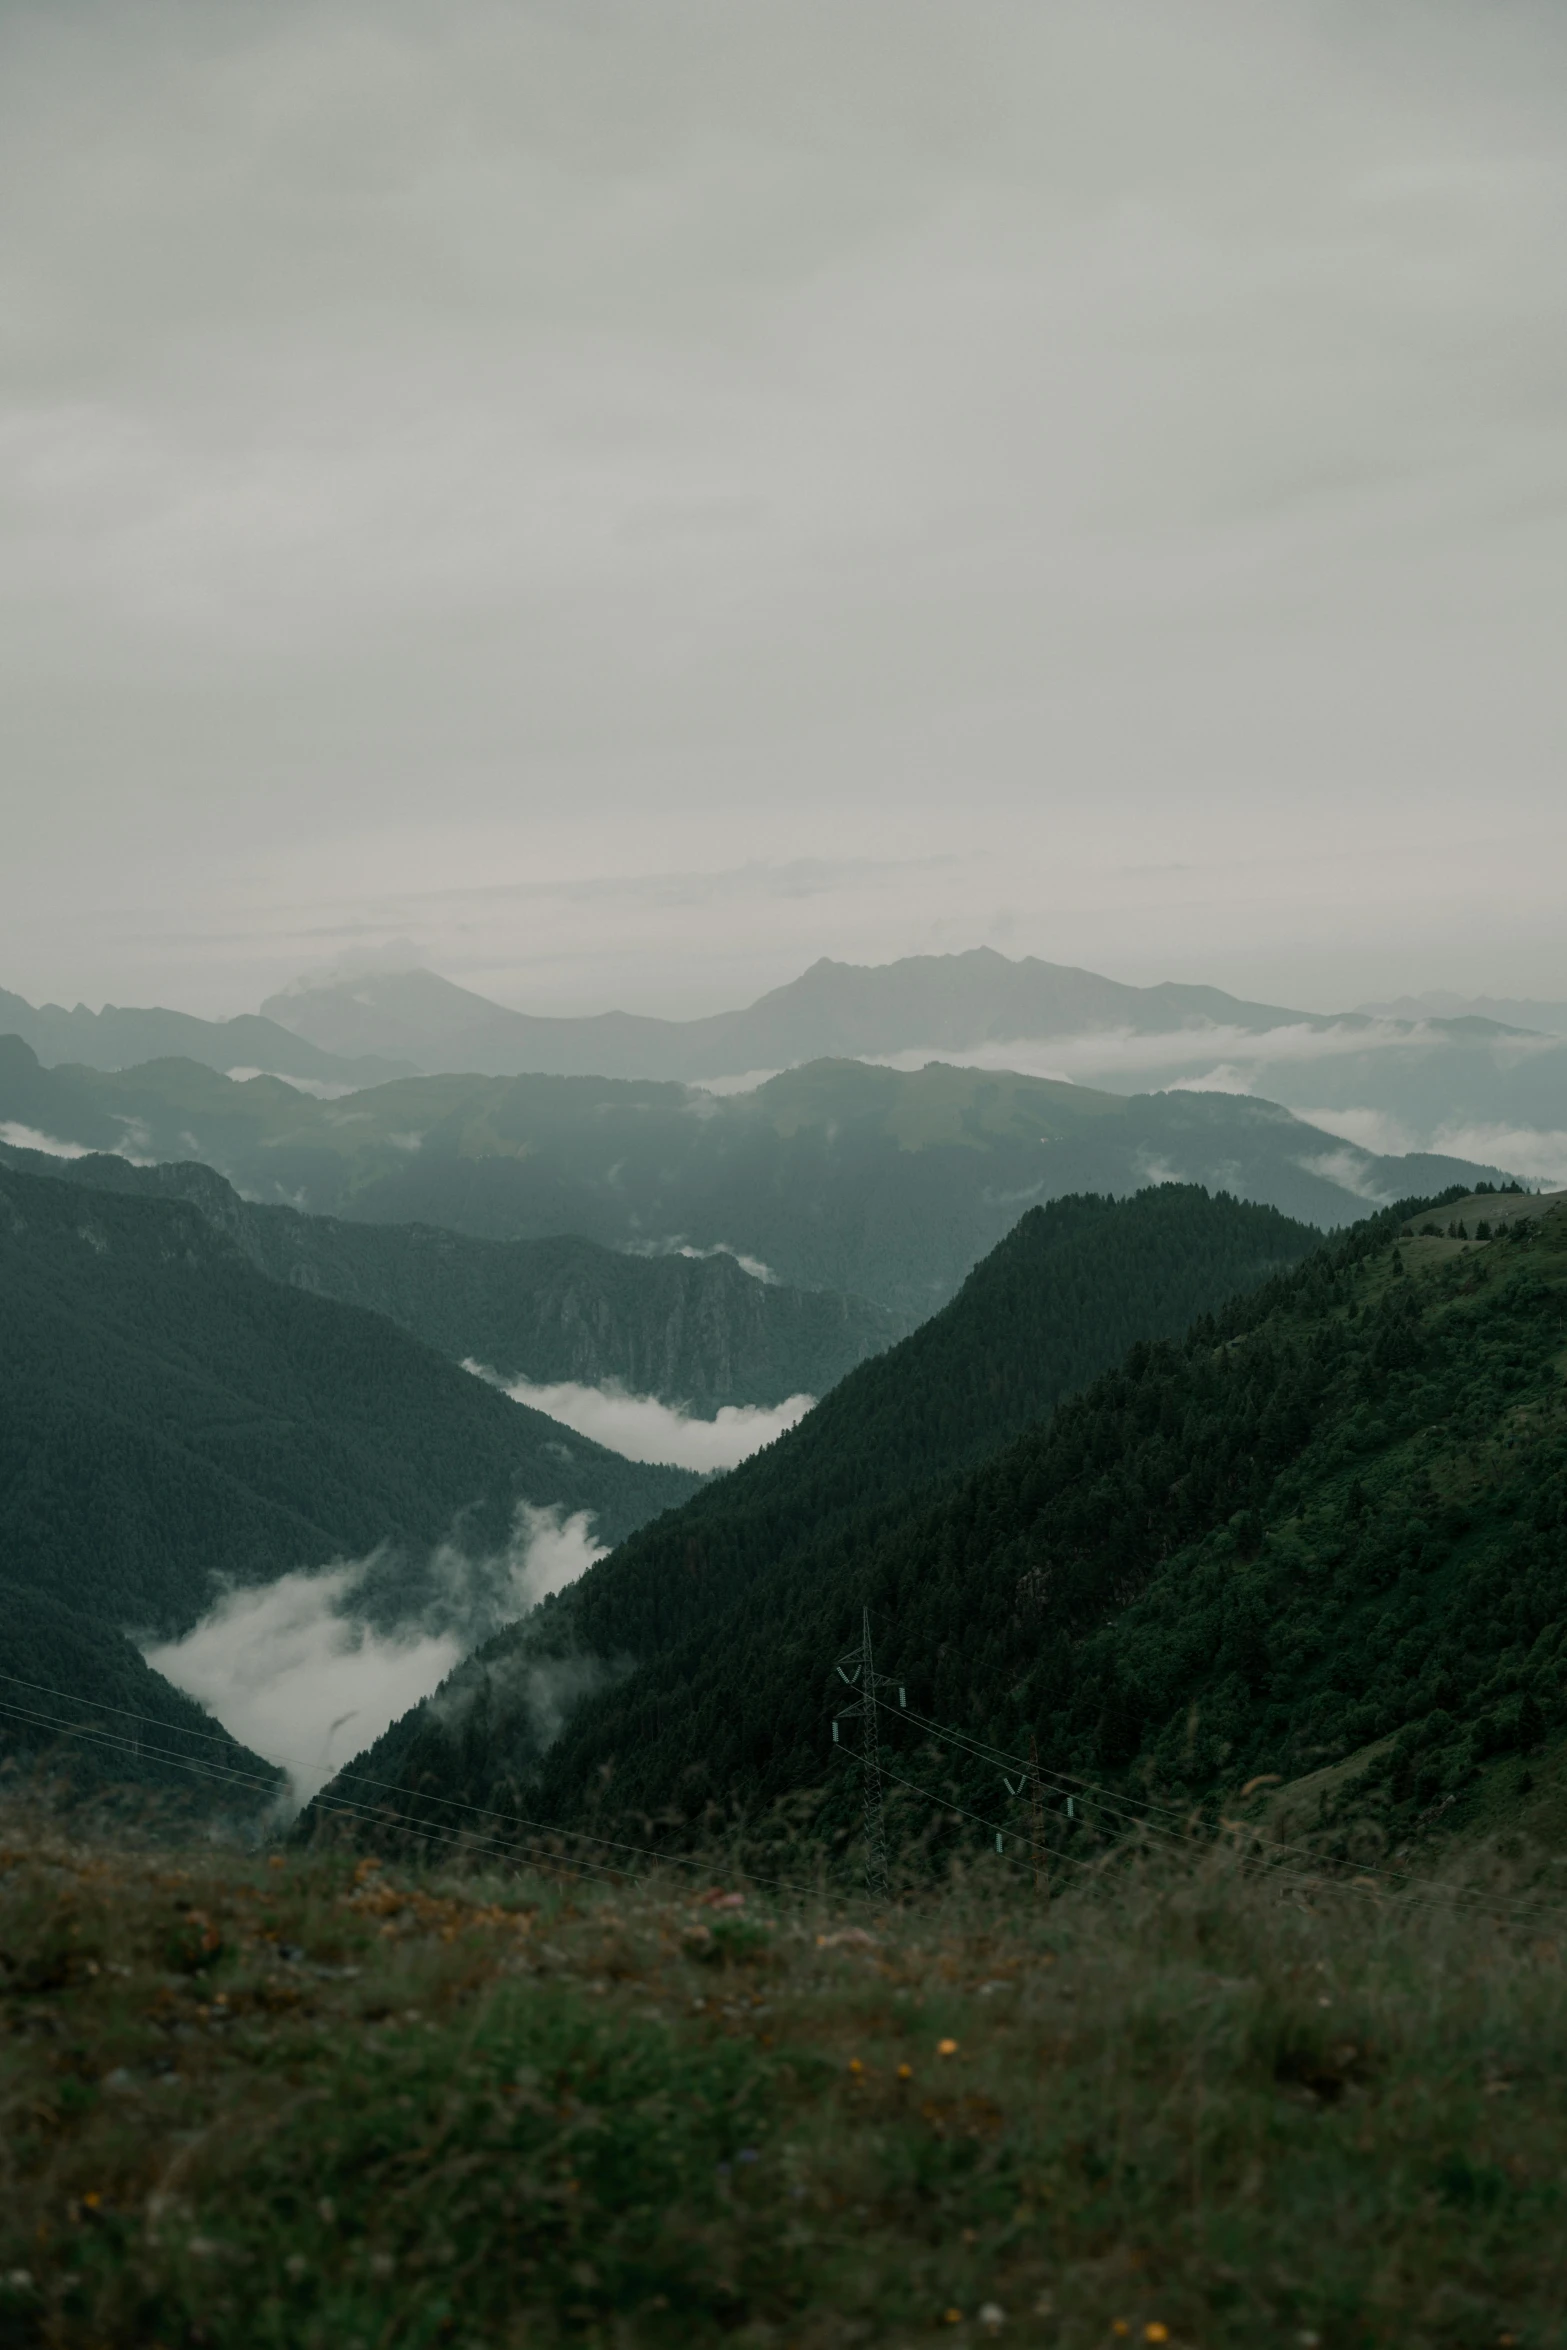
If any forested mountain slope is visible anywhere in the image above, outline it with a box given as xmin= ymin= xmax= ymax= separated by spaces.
xmin=0 ymin=1037 xmax=1505 ymax=1316
xmin=0 ymin=1581 xmax=281 ymax=1813
xmin=0 ymin=1162 xmax=698 ymax=1644
xmin=483 ymin=1185 xmax=1562 ymax=1852
xmin=0 ymin=1141 xmax=900 ymax=1408
xmin=324 ymin=1186 xmax=1323 ymax=1827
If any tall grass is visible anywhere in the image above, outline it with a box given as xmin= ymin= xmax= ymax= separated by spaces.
xmin=2 ymin=1801 xmax=1565 ymax=2347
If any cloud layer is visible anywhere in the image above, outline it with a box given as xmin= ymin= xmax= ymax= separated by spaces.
xmin=860 ymin=1030 xmax=1567 ymax=1187
xmin=145 ymin=1502 xmax=607 ymax=1806
xmin=0 ymin=1122 xmax=93 ymax=1159
xmin=470 ymin=1368 xmax=814 ymax=1473
xmin=145 ymin=1566 xmax=461 ymax=1810
xmin=2 ymin=0 xmax=1563 ymax=1017
xmin=1294 ymin=1113 xmax=1567 ymax=1192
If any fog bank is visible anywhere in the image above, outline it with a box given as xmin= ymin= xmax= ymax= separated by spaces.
xmin=145 ymin=1502 xmax=607 ymax=1807
xmin=468 ymin=1367 xmax=814 ymax=1472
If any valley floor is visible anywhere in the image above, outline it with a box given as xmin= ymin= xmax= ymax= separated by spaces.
xmin=3 ymin=1809 xmax=1566 ymax=2347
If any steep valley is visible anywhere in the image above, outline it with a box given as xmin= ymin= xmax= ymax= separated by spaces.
xmin=325 ymin=1184 xmax=1567 ymax=1873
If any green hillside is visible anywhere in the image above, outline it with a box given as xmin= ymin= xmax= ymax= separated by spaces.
xmin=8 ymin=1815 xmax=1566 ymax=2350
xmin=0 ymin=1581 xmax=281 ymax=1814
xmin=323 ymin=1185 xmax=1324 ymax=1829
xmin=485 ymin=1182 xmax=1562 ymax=1857
xmin=0 ymin=1035 xmax=1508 ymax=1315
xmin=0 ymin=1141 xmax=901 ymax=1408
xmin=0 ymin=1162 xmax=699 ymax=1644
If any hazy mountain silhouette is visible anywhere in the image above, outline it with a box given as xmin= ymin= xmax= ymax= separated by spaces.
xmin=0 ymin=984 xmax=413 ymax=1085
xmin=255 ymin=952 xmax=1567 ymax=1167
xmin=261 ymin=950 xmax=1314 ymax=1080
xmin=1357 ymin=992 xmax=1567 ymax=1036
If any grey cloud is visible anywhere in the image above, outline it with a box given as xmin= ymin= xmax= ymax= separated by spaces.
xmin=1285 ymin=1102 xmax=1567 ymax=1189
xmin=466 ymin=1364 xmax=814 ymax=1473
xmin=0 ymin=0 xmax=1564 ymax=1017
xmin=0 ymin=1122 xmax=93 ymax=1159
xmin=145 ymin=1500 xmax=608 ymax=1808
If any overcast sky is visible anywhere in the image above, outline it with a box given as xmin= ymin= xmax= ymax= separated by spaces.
xmin=3 ymin=0 xmax=1565 ymax=1019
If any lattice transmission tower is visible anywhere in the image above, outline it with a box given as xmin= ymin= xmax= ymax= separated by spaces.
xmin=831 ymin=1607 xmax=903 ymax=1898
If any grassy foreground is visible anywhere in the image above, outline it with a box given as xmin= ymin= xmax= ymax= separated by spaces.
xmin=2 ymin=1812 xmax=1565 ymax=2349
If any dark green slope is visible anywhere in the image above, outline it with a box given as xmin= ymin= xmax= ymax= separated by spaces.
xmin=525 ymin=1188 xmax=1567 ymax=1854
xmin=326 ymin=1185 xmax=1323 ymax=1824
xmin=0 ymin=1582 xmax=281 ymax=1814
xmin=0 ymin=1163 xmax=698 ymax=1642
xmin=0 ymin=1142 xmax=901 ymax=1408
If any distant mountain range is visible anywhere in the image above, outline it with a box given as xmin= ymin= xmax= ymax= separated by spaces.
xmin=0 ymin=983 xmax=413 ymax=1085
xmin=256 ymin=952 xmax=1567 ymax=1177
xmin=1357 ymin=992 xmax=1567 ymax=1036
xmin=8 ymin=949 xmax=1564 ymax=1180
xmin=261 ymin=951 xmax=1317 ymax=1080
xmin=0 ymin=1038 xmax=1511 ymax=1317
xmin=11 ymin=954 xmax=1558 ymax=1092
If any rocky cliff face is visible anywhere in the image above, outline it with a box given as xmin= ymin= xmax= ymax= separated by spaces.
xmin=0 ymin=1141 xmax=902 ymax=1408
xmin=472 ymin=1240 xmax=900 ymax=1405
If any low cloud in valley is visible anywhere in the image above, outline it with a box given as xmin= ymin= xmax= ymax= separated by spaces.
xmin=0 ymin=1123 xmax=93 ymax=1159
xmin=469 ymin=1369 xmax=814 ymax=1473
xmin=145 ymin=1503 xmax=607 ymax=1807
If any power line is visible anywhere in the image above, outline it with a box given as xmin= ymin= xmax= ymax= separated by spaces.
xmin=831 ymin=1608 xmax=903 ymax=1897
xmin=0 ymin=1695 xmax=636 ymax=1886
xmin=0 ymin=1668 xmax=819 ymax=1898
xmin=882 ymin=1755 xmax=1567 ymax=1932
xmin=873 ymin=1692 xmax=1567 ymax=1933
xmin=0 ymin=1666 xmax=627 ymax=1849
xmin=1003 ymin=1732 xmax=1049 ymax=1898
xmin=880 ymin=1767 xmax=1100 ymax=1886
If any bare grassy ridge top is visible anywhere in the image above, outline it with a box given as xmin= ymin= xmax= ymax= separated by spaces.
xmin=4 ymin=1811 xmax=1567 ymax=2349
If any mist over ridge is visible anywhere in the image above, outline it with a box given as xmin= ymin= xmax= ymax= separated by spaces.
xmin=257 ymin=947 xmax=1567 ymax=1185
xmin=0 ymin=1032 xmax=1518 ymax=1320
xmin=145 ymin=1501 xmax=610 ymax=1809
xmin=8 ymin=940 xmax=1563 ymax=1183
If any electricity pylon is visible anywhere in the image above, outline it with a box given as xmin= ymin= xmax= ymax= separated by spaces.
xmin=1002 ymin=1732 xmax=1049 ymax=1899
xmin=832 ymin=1607 xmax=901 ymax=1898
